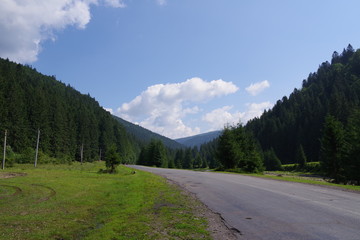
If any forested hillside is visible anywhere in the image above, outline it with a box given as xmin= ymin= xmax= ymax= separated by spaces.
xmin=246 ymin=45 xmax=360 ymax=165
xmin=114 ymin=116 xmax=184 ymax=149
xmin=175 ymin=130 xmax=222 ymax=147
xmin=0 ymin=58 xmax=138 ymax=164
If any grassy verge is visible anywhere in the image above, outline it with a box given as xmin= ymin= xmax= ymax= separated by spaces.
xmin=0 ymin=162 xmax=210 ymax=240
xmin=245 ymin=172 xmax=360 ymax=192
xmin=210 ymin=168 xmax=360 ymax=192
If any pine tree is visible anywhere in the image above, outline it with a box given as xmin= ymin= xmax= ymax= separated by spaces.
xmin=105 ymin=144 xmax=121 ymax=173
xmin=216 ymin=127 xmax=239 ymax=169
xmin=320 ymin=115 xmax=346 ymax=183
xmin=295 ymin=145 xmax=307 ymax=169
xmin=183 ymin=148 xmax=193 ymax=169
xmin=344 ymin=110 xmax=360 ymax=184
xmin=264 ymin=148 xmax=282 ymax=171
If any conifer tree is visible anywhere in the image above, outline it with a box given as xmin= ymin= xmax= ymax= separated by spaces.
xmin=295 ymin=145 xmax=307 ymax=169
xmin=320 ymin=115 xmax=346 ymax=183
xmin=105 ymin=144 xmax=121 ymax=173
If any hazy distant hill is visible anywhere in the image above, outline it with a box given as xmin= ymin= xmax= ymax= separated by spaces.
xmin=175 ymin=130 xmax=222 ymax=147
xmin=113 ymin=116 xmax=184 ymax=149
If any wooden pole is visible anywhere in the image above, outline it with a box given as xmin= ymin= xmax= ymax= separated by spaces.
xmin=34 ymin=129 xmax=40 ymax=167
xmin=80 ymin=144 xmax=84 ymax=164
xmin=2 ymin=130 xmax=7 ymax=170
xmin=99 ymin=148 xmax=102 ymax=161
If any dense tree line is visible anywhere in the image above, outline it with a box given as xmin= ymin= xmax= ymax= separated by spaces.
xmin=137 ymin=125 xmax=264 ymax=174
xmin=246 ymin=45 xmax=360 ymax=165
xmin=244 ymin=45 xmax=360 ymax=182
xmin=320 ymin=112 xmax=360 ymax=184
xmin=0 ymin=58 xmax=138 ymax=165
xmin=216 ymin=124 xmax=264 ymax=173
xmin=137 ymin=138 xmax=220 ymax=170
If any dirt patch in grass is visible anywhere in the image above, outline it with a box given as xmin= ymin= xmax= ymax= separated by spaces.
xmin=0 ymin=172 xmax=27 ymax=179
xmin=166 ymin=179 xmax=240 ymax=240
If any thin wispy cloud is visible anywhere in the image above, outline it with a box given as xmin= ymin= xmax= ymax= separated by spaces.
xmin=156 ymin=0 xmax=167 ymax=6
xmin=245 ymin=80 xmax=270 ymax=96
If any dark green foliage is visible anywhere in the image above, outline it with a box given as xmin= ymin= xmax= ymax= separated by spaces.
xmin=199 ymin=138 xmax=219 ymax=169
xmin=0 ymin=58 xmax=137 ymax=164
xmin=216 ymin=124 xmax=264 ymax=173
xmin=264 ymin=148 xmax=283 ymax=171
xmin=320 ymin=115 xmax=346 ymax=183
xmin=344 ymin=110 xmax=360 ymax=184
xmin=105 ymin=145 xmax=121 ymax=173
xmin=137 ymin=139 xmax=168 ymax=167
xmin=295 ymin=145 xmax=307 ymax=169
xmin=318 ymin=111 xmax=360 ymax=184
xmin=246 ymin=45 xmax=360 ymax=167
xmin=193 ymin=153 xmax=203 ymax=169
xmin=182 ymin=148 xmax=194 ymax=169
xmin=173 ymin=149 xmax=184 ymax=169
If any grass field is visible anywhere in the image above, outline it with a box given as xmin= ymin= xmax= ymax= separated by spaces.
xmin=0 ymin=162 xmax=210 ymax=240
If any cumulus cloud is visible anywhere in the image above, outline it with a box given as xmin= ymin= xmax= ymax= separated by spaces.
xmin=104 ymin=107 xmax=114 ymax=114
xmin=117 ymin=77 xmax=239 ymax=138
xmin=243 ymin=101 xmax=273 ymax=121
xmin=203 ymin=101 xmax=273 ymax=130
xmin=202 ymin=106 xmax=244 ymax=130
xmin=245 ymin=80 xmax=270 ymax=96
xmin=0 ymin=0 xmax=125 ymax=63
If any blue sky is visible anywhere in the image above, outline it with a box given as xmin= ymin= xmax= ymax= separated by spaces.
xmin=1 ymin=0 xmax=360 ymax=138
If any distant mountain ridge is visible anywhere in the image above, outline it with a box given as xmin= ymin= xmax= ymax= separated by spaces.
xmin=113 ymin=116 xmax=184 ymax=149
xmin=175 ymin=130 xmax=222 ymax=147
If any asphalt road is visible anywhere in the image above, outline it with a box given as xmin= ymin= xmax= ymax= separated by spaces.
xmin=129 ymin=165 xmax=360 ymax=240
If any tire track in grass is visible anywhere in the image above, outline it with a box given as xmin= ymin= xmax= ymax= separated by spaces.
xmin=31 ymin=184 xmax=56 ymax=203
xmin=0 ymin=183 xmax=56 ymax=203
xmin=0 ymin=184 xmax=22 ymax=199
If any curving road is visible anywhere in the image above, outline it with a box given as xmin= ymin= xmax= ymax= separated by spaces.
xmin=129 ymin=165 xmax=360 ymax=240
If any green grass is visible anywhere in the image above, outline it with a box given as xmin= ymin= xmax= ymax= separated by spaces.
xmin=245 ymin=172 xmax=360 ymax=192
xmin=0 ymin=162 xmax=210 ymax=240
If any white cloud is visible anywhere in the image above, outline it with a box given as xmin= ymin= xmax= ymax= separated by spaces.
xmin=243 ymin=101 xmax=273 ymax=122
xmin=203 ymin=101 xmax=273 ymax=130
xmin=0 ymin=0 xmax=125 ymax=63
xmin=245 ymin=80 xmax=270 ymax=96
xmin=103 ymin=0 xmax=126 ymax=8
xmin=117 ymin=77 xmax=239 ymax=138
xmin=202 ymin=106 xmax=244 ymax=130
xmin=104 ymin=107 xmax=114 ymax=114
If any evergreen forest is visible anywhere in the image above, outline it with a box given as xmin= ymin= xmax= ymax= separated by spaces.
xmin=0 ymin=58 xmax=138 ymax=165
xmin=245 ymin=44 xmax=360 ymax=183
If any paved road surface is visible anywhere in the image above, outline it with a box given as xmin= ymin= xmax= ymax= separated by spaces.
xmin=129 ymin=165 xmax=360 ymax=240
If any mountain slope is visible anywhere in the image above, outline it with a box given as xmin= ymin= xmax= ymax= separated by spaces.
xmin=0 ymin=58 xmax=138 ymax=163
xmin=114 ymin=116 xmax=184 ymax=149
xmin=246 ymin=45 xmax=360 ymax=164
xmin=175 ymin=130 xmax=222 ymax=147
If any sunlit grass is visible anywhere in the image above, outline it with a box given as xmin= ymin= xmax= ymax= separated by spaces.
xmin=0 ymin=162 xmax=210 ymax=240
